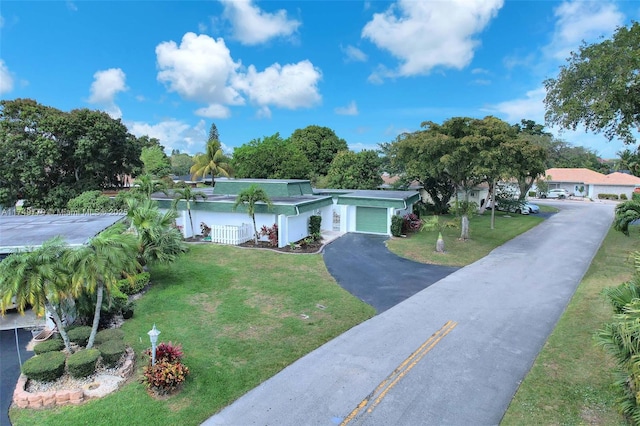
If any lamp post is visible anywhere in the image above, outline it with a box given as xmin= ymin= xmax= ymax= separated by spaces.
xmin=148 ymin=324 xmax=160 ymax=366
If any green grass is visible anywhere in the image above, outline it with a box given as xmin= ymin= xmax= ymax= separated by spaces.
xmin=10 ymin=245 xmax=375 ymax=426
xmin=500 ymin=225 xmax=640 ymax=425
xmin=387 ymin=209 xmax=552 ymax=266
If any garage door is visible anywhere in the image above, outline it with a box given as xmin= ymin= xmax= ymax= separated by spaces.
xmin=356 ymin=207 xmax=387 ymax=233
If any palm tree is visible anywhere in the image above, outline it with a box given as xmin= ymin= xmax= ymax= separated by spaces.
xmin=190 ymin=140 xmax=232 ymax=187
xmin=127 ymin=198 xmax=187 ymax=265
xmin=0 ymin=237 xmax=75 ymax=352
xmin=171 ymin=187 xmax=207 ymax=237
xmin=133 ymin=173 xmax=167 ymax=199
xmin=65 ymin=223 xmax=140 ymax=349
xmin=614 ymin=200 xmax=640 ymax=236
xmin=232 ymin=184 xmax=273 ymax=245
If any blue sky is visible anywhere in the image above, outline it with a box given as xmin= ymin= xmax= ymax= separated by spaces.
xmin=1 ymin=0 xmax=638 ymax=159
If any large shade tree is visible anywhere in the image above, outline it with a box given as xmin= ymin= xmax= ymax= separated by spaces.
xmin=0 ymin=238 xmax=75 ymax=352
xmin=544 ymin=22 xmax=640 ymax=145
xmin=233 ymin=185 xmax=273 ymax=245
xmin=0 ymin=99 xmax=142 ymax=209
xmin=65 ymin=223 xmax=140 ymax=349
xmin=325 ymin=150 xmax=383 ymax=189
xmin=232 ymin=133 xmax=312 ymax=179
xmin=290 ymin=125 xmax=349 ymax=176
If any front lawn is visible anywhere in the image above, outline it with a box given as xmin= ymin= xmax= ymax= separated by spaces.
xmin=387 ymin=209 xmax=552 ymax=266
xmin=10 ymin=244 xmax=375 ymax=425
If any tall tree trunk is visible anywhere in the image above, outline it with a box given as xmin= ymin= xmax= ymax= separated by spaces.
xmin=86 ymin=283 xmax=104 ymax=349
xmin=252 ymin=215 xmax=259 ymax=245
xmin=45 ymin=302 xmax=74 ymax=353
xmin=188 ymin=209 xmax=194 ymax=237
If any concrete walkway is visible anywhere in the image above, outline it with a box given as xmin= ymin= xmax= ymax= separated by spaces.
xmin=203 ymin=201 xmax=614 ymax=425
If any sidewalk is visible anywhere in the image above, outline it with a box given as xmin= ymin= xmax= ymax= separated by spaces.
xmin=204 ymin=201 xmax=615 ymax=425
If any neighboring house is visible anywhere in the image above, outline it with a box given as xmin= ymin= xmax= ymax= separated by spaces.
xmin=379 ymin=173 xmax=423 ymax=191
xmin=541 ymin=168 xmax=640 ymax=199
xmin=154 ymin=178 xmax=420 ymax=247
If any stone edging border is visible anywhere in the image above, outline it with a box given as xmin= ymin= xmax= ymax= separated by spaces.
xmin=12 ymin=347 xmax=136 ymax=409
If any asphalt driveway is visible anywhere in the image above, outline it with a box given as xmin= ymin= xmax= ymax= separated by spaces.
xmin=1 ymin=328 xmax=33 ymax=426
xmin=322 ymin=233 xmax=459 ymax=313
xmin=205 ymin=201 xmax=615 ymax=425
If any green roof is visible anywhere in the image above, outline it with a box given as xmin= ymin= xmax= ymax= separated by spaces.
xmin=213 ymin=179 xmax=314 ymax=197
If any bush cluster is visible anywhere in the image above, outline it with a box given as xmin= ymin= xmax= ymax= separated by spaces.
xmin=67 ymin=348 xmax=100 ymax=378
xmin=67 ymin=325 xmax=92 ymax=346
xmin=118 ymin=272 xmax=150 ymax=295
xmin=33 ymin=338 xmax=65 ymax=354
xmin=22 ymin=351 xmax=66 ymax=382
xmin=597 ymin=193 xmax=619 ymax=200
xmin=98 ymin=339 xmax=126 ymax=368
xmin=308 ymin=215 xmax=322 ymax=236
xmin=94 ymin=328 xmax=125 ymax=345
xmin=402 ymin=213 xmax=422 ymax=233
xmin=142 ymin=341 xmax=190 ymax=394
xmin=391 ymin=215 xmax=404 ymax=237
xmin=260 ymin=223 xmax=278 ymax=247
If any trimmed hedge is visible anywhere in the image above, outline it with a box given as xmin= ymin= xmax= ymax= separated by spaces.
xmin=94 ymin=328 xmax=125 ymax=345
xmin=22 ymin=351 xmax=66 ymax=382
xmin=597 ymin=193 xmax=619 ymax=200
xmin=98 ymin=340 xmax=126 ymax=367
xmin=308 ymin=215 xmax=322 ymax=236
xmin=118 ymin=272 xmax=150 ymax=295
xmin=67 ymin=326 xmax=92 ymax=347
xmin=67 ymin=348 xmax=100 ymax=378
xmin=391 ymin=215 xmax=404 ymax=237
xmin=34 ymin=338 xmax=65 ymax=355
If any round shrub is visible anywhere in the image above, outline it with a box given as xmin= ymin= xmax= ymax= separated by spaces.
xmin=67 ymin=348 xmax=100 ymax=378
xmin=94 ymin=328 xmax=125 ymax=345
xmin=118 ymin=272 xmax=150 ymax=295
xmin=122 ymin=302 xmax=135 ymax=319
xmin=33 ymin=338 xmax=65 ymax=355
xmin=22 ymin=351 xmax=66 ymax=382
xmin=67 ymin=325 xmax=92 ymax=347
xmin=98 ymin=339 xmax=126 ymax=368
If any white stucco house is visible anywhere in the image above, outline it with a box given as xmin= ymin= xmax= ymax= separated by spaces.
xmin=541 ymin=168 xmax=640 ymax=199
xmin=153 ymin=179 xmax=421 ymax=248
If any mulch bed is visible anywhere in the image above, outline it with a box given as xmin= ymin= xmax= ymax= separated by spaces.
xmin=185 ymin=236 xmax=323 ymax=253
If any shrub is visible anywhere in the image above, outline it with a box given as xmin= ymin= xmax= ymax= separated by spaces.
xmin=67 ymin=190 xmax=114 ymax=212
xmin=122 ymin=302 xmax=135 ymax=319
xmin=633 ymin=192 xmax=640 ymax=201
xmin=403 ymin=213 xmax=422 ymax=233
xmin=200 ymin=222 xmax=211 ymax=237
xmin=309 ymin=215 xmax=322 ymax=236
xmin=142 ymin=360 xmax=190 ymax=394
xmin=67 ymin=348 xmax=100 ymax=378
xmin=118 ymin=272 xmax=150 ymax=295
xmin=22 ymin=351 xmax=66 ymax=382
xmin=98 ymin=340 xmax=126 ymax=368
xmin=528 ymin=191 xmax=536 ymax=197
xmin=621 ymin=193 xmax=628 ymax=200
xmin=94 ymin=328 xmax=125 ymax=345
xmin=597 ymin=193 xmax=619 ymax=200
xmin=260 ymin=224 xmax=278 ymax=247
xmin=67 ymin=325 xmax=92 ymax=347
xmin=33 ymin=338 xmax=65 ymax=355
xmin=391 ymin=215 xmax=404 ymax=237
xmin=155 ymin=341 xmax=184 ymax=363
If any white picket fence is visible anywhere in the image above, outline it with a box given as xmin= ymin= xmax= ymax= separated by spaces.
xmin=209 ymin=223 xmax=253 ymax=245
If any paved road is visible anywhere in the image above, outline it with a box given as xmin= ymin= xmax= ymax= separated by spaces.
xmin=323 ymin=233 xmax=459 ymax=313
xmin=204 ymin=201 xmax=614 ymax=425
xmin=1 ymin=329 xmax=33 ymax=426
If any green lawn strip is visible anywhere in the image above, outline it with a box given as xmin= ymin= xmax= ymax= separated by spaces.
xmin=501 ymin=225 xmax=640 ymax=425
xmin=10 ymin=245 xmax=375 ymax=426
xmin=387 ymin=210 xmax=548 ymax=267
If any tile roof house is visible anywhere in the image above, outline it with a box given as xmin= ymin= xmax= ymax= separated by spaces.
xmin=153 ymin=178 xmax=420 ymax=247
xmin=543 ymin=168 xmax=640 ymax=199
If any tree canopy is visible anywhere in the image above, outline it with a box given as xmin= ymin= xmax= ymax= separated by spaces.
xmin=0 ymin=98 xmax=142 ymax=209
xmin=232 ymin=133 xmax=312 ymax=179
xmin=289 ymin=125 xmax=349 ymax=176
xmin=325 ymin=150 xmax=382 ymax=189
xmin=544 ymin=22 xmax=640 ymax=145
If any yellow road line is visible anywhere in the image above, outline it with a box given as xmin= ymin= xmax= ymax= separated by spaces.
xmin=340 ymin=320 xmax=457 ymax=426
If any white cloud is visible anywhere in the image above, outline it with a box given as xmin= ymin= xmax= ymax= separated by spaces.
xmin=127 ymin=119 xmax=225 ymax=155
xmin=0 ymin=60 xmax=14 ymax=94
xmin=490 ymin=87 xmax=546 ymax=124
xmin=88 ymin=68 xmax=127 ymax=119
xmin=341 ymin=44 xmax=368 ymax=62
xmin=198 ymin=22 xmax=208 ymax=33
xmin=66 ymin=1 xmax=77 ymax=11
xmin=335 ymin=101 xmax=358 ymax=116
xmin=232 ymin=60 xmax=322 ymax=110
xmin=547 ymin=1 xmax=623 ymax=61
xmin=195 ymin=104 xmax=231 ymax=119
xmin=220 ymin=0 xmax=300 ymax=45
xmin=156 ymin=33 xmax=322 ymax=116
xmin=471 ymin=68 xmax=489 ymax=75
xmin=362 ymin=0 xmax=503 ymax=79
xmin=156 ymin=33 xmax=244 ymax=107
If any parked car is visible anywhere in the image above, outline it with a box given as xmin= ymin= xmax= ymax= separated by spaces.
xmin=524 ymin=202 xmax=540 ymax=214
xmin=541 ymin=189 xmax=569 ymax=199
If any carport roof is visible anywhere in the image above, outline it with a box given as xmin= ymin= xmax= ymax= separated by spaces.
xmin=0 ymin=214 xmax=126 ymax=254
